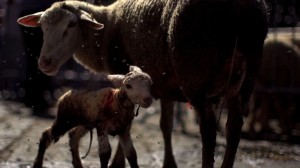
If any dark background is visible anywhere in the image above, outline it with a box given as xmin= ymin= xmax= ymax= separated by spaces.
xmin=0 ymin=0 xmax=299 ymax=116
xmin=0 ymin=0 xmax=114 ymax=117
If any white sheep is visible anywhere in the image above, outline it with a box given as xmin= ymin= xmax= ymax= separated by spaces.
xmin=32 ymin=66 xmax=152 ymax=168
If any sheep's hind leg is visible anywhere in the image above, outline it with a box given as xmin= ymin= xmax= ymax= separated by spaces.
xmin=69 ymin=126 xmax=89 ymax=168
xmin=160 ymin=99 xmax=177 ymax=168
xmin=192 ymin=98 xmax=217 ymax=168
xmin=119 ymin=124 xmax=139 ymax=168
xmin=220 ymin=95 xmax=243 ymax=168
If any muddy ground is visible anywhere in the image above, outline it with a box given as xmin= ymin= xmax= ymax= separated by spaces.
xmin=0 ymin=100 xmax=300 ymax=168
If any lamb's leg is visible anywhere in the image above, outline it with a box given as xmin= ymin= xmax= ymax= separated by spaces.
xmin=160 ymin=99 xmax=177 ymax=168
xmin=34 ymin=116 xmax=79 ymax=168
xmin=69 ymin=126 xmax=89 ymax=168
xmin=33 ymin=128 xmax=54 ymax=168
xmin=192 ymin=99 xmax=216 ymax=168
xmin=96 ymin=129 xmax=111 ymax=168
xmin=119 ymin=124 xmax=139 ymax=168
xmin=220 ymin=95 xmax=243 ymax=168
xmin=109 ymin=141 xmax=125 ymax=168
xmin=33 ymin=121 xmax=70 ymax=168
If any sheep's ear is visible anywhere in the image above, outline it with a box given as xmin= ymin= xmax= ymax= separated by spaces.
xmin=78 ymin=9 xmax=104 ymax=30
xmin=107 ymin=75 xmax=125 ymax=87
xmin=17 ymin=12 xmax=44 ymax=27
xmin=129 ymin=65 xmax=142 ymax=72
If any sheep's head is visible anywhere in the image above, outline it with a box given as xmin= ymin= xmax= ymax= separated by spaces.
xmin=17 ymin=1 xmax=104 ymax=76
xmin=108 ymin=66 xmax=153 ymax=108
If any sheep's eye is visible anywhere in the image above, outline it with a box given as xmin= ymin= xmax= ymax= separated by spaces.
xmin=125 ymin=84 xmax=132 ymax=89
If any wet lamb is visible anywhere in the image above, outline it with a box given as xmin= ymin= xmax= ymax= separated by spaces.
xmin=32 ymin=66 xmax=153 ymax=168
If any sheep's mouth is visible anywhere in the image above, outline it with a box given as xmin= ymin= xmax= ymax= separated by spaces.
xmin=40 ymin=66 xmax=58 ymax=76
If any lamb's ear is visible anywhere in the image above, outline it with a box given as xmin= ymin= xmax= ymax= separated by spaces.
xmin=17 ymin=11 xmax=44 ymax=27
xmin=78 ymin=9 xmax=104 ymax=30
xmin=129 ymin=65 xmax=142 ymax=72
xmin=107 ymin=75 xmax=125 ymax=87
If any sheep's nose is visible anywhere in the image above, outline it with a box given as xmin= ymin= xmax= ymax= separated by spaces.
xmin=39 ymin=57 xmax=52 ymax=67
xmin=43 ymin=57 xmax=52 ymax=66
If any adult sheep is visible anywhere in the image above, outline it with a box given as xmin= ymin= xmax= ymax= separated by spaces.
xmin=246 ymin=33 xmax=300 ymax=139
xmin=17 ymin=0 xmax=269 ymax=168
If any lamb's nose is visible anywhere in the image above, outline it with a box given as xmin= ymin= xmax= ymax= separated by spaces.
xmin=143 ymin=97 xmax=152 ymax=105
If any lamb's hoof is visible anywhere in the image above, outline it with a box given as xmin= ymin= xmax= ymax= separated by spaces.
xmin=109 ymin=157 xmax=125 ymax=168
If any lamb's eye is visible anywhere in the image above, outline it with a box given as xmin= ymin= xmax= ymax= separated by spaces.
xmin=125 ymin=72 xmax=133 ymax=77
xmin=125 ymin=84 xmax=132 ymax=89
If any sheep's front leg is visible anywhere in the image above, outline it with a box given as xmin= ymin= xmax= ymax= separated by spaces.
xmin=97 ymin=129 xmax=111 ymax=168
xmin=221 ymin=95 xmax=243 ymax=168
xmin=119 ymin=124 xmax=139 ymax=168
xmin=69 ymin=126 xmax=89 ymax=168
xmin=160 ymin=99 xmax=177 ymax=168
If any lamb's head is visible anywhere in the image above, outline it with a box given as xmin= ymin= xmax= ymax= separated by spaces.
xmin=108 ymin=66 xmax=153 ymax=108
xmin=17 ymin=1 xmax=104 ymax=76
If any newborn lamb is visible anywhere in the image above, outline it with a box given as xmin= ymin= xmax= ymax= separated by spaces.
xmin=33 ymin=66 xmax=153 ymax=168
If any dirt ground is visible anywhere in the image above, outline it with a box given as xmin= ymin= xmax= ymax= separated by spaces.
xmin=0 ymin=100 xmax=300 ymax=168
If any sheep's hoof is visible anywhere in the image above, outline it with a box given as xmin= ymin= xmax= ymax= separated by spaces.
xmin=163 ymin=159 xmax=177 ymax=168
xmin=32 ymin=162 xmax=42 ymax=168
xmin=109 ymin=162 xmax=125 ymax=168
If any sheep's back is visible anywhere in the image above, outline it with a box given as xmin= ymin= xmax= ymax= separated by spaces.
xmin=167 ymin=0 xmax=268 ymax=97
xmin=109 ymin=0 xmax=267 ymax=100
xmin=117 ymin=0 xmax=167 ymax=68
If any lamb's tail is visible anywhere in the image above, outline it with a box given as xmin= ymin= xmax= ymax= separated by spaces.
xmin=81 ymin=129 xmax=93 ymax=159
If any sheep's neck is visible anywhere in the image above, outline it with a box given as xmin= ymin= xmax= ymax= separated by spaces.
xmin=75 ymin=4 xmax=118 ymax=73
